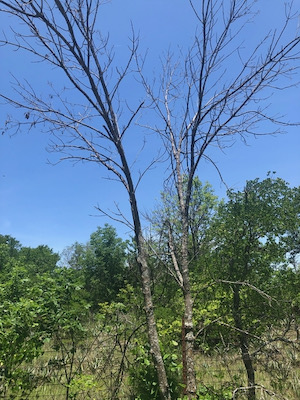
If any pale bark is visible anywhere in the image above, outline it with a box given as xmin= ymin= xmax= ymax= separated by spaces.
xmin=1 ymin=2 xmax=300 ymax=399
xmin=177 ymin=175 xmax=197 ymax=398
xmin=0 ymin=1 xmax=171 ymax=398
xmin=138 ymin=1 xmax=300 ymax=398
xmin=117 ymin=143 xmax=171 ymax=400
xmin=137 ymin=235 xmax=171 ymax=400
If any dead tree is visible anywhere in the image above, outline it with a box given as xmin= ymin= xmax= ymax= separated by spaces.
xmin=0 ymin=1 xmax=171 ymax=399
xmin=137 ymin=0 xmax=300 ymax=398
xmin=1 ymin=1 xmax=300 ymax=399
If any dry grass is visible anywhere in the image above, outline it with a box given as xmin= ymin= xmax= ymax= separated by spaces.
xmin=195 ymin=333 xmax=300 ymax=400
xmin=2 ymin=328 xmax=299 ymax=399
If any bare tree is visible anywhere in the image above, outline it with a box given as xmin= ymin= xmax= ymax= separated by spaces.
xmin=1 ymin=1 xmax=300 ymax=399
xmin=0 ymin=1 xmax=171 ymax=399
xmin=137 ymin=0 xmax=300 ymax=398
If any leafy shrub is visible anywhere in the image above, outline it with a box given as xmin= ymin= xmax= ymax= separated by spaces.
xmin=129 ymin=341 xmax=183 ymax=400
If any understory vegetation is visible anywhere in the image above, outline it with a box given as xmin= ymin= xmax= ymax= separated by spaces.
xmin=1 ymin=0 xmax=300 ymax=398
xmin=0 ymin=176 xmax=299 ymax=399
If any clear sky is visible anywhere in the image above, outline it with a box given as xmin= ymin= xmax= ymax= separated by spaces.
xmin=0 ymin=0 xmax=300 ymax=254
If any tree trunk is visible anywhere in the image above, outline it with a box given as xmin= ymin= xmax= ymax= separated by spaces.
xmin=182 ymin=290 xmax=197 ymax=399
xmin=232 ymin=286 xmax=256 ymax=400
xmin=181 ymin=316 xmax=187 ymax=391
xmin=137 ymin=234 xmax=171 ymax=400
xmin=123 ymin=160 xmax=170 ymax=399
xmin=172 ymin=169 xmax=197 ymax=399
xmin=113 ymin=138 xmax=171 ymax=399
xmin=181 ymin=220 xmax=197 ymax=399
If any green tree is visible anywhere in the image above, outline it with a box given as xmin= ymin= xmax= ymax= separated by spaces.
xmin=200 ymin=177 xmax=299 ymax=400
xmin=0 ymin=253 xmax=50 ymax=397
xmin=151 ymin=177 xmax=217 ymax=393
xmin=19 ymin=245 xmax=59 ymax=274
xmin=153 ymin=177 xmax=217 ymax=261
xmin=0 ymin=235 xmax=21 ymax=262
xmin=62 ymin=225 xmax=128 ymax=308
xmin=83 ymin=225 xmax=128 ymax=307
xmin=0 ymin=239 xmax=89 ymax=399
xmin=40 ymin=267 xmax=90 ymax=400
xmin=60 ymin=242 xmax=87 ymax=270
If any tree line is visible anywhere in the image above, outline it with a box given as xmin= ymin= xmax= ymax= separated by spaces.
xmin=0 ymin=176 xmax=299 ymax=399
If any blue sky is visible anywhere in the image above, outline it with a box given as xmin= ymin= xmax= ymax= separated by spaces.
xmin=0 ymin=0 xmax=300 ymax=254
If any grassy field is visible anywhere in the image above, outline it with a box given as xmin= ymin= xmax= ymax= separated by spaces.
xmin=2 ymin=328 xmax=299 ymax=399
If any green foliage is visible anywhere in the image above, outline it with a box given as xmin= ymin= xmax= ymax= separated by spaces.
xmin=271 ymin=265 xmax=300 ymax=329
xmin=152 ymin=177 xmax=218 ymax=261
xmin=129 ymin=340 xmax=183 ymax=400
xmin=119 ymin=283 xmax=183 ymax=399
xmin=0 ymin=181 xmax=298 ymax=399
xmin=85 ymin=224 xmax=128 ymax=304
xmin=67 ymin=374 xmax=100 ymax=399
xmin=194 ymin=176 xmax=300 ymax=349
xmin=210 ymin=177 xmax=296 ymax=281
xmin=60 ymin=241 xmax=87 ymax=270
xmin=19 ymin=245 xmax=59 ymax=274
xmin=196 ymin=384 xmax=232 ymax=400
xmin=0 ymin=236 xmax=59 ymax=275
xmin=0 ymin=239 xmax=89 ymax=398
xmin=0 ymin=260 xmax=50 ymax=397
xmin=0 ymin=235 xmax=21 ymax=259
xmin=62 ymin=224 xmax=129 ymax=308
xmin=193 ymin=285 xmax=233 ymax=351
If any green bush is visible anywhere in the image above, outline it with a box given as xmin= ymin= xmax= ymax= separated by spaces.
xmin=129 ymin=341 xmax=183 ymax=400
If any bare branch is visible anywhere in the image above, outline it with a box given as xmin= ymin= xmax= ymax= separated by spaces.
xmin=216 ymin=279 xmax=276 ymax=305
xmin=0 ymin=1 xmax=171 ymax=396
